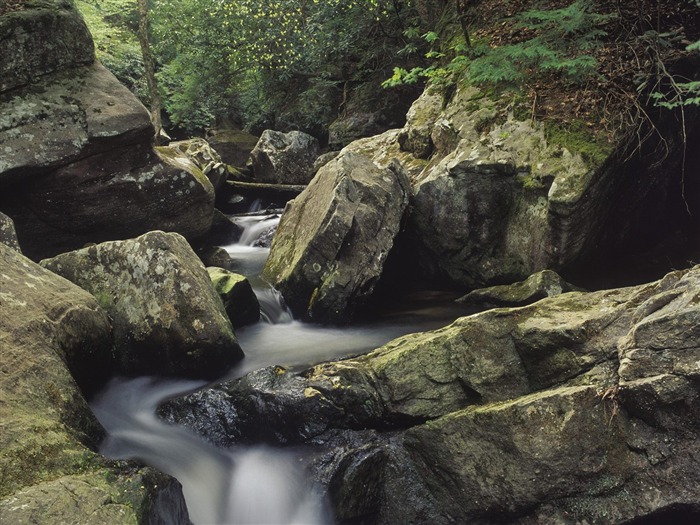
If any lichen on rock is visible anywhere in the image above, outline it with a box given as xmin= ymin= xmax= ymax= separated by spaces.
xmin=262 ymin=151 xmax=411 ymax=323
xmin=41 ymin=231 xmax=243 ymax=379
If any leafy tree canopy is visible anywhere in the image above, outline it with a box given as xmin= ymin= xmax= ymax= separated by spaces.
xmin=147 ymin=0 xmax=421 ymax=131
xmin=77 ymin=0 xmax=700 ymax=139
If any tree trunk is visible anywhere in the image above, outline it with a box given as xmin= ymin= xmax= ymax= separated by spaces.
xmin=455 ymin=0 xmax=472 ymax=48
xmin=136 ymin=0 xmax=163 ymax=142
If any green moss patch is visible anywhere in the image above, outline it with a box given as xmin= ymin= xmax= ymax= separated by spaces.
xmin=544 ymin=120 xmax=613 ymax=168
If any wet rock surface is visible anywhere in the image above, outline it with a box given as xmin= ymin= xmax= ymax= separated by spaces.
xmin=164 ymin=265 xmax=700 ymax=524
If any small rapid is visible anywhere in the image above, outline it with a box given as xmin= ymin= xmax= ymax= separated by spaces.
xmin=91 ymin=210 xmax=464 ymax=524
xmin=92 ymin=377 xmax=330 ymax=524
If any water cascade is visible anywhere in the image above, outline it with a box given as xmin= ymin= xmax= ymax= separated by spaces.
xmin=91 ymin=211 xmax=464 ymax=524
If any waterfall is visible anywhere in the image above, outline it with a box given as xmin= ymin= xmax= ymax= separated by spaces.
xmin=90 ymin=210 xmax=464 ymax=524
xmin=220 ymin=210 xmax=293 ymax=325
xmin=92 ymin=377 xmax=330 ymax=525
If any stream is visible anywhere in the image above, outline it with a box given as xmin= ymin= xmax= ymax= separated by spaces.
xmin=90 ymin=210 xmax=465 ymax=524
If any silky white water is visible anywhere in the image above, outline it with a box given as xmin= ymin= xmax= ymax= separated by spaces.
xmin=91 ymin=212 xmax=464 ymax=524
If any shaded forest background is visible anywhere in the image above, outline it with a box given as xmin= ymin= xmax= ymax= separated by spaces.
xmin=75 ymin=0 xmax=699 ymax=150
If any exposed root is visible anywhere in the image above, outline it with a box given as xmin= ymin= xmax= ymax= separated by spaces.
xmin=596 ymin=384 xmax=620 ymax=426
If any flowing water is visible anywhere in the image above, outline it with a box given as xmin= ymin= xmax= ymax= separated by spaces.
xmin=91 ymin=211 xmax=465 ymax=524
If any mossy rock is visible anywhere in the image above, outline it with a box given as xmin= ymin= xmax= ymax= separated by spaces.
xmin=207 ymin=129 xmax=259 ymax=168
xmin=41 ymin=231 xmax=243 ymax=379
xmin=207 ymin=267 xmax=260 ymax=328
xmin=457 ymin=269 xmax=585 ymax=310
xmin=0 ymin=467 xmax=190 ymax=524
xmin=0 ymin=244 xmax=190 ymax=523
xmin=0 ymin=0 xmax=95 ymax=92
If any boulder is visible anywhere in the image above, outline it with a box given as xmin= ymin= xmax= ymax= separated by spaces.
xmin=163 ymin=138 xmax=228 ymax=192
xmin=0 ymin=243 xmax=190 ymax=523
xmin=206 ymin=128 xmax=259 ymax=168
xmin=3 ymin=141 xmax=215 ymax=261
xmin=41 ymin=231 xmax=243 ymax=379
xmin=0 ymin=15 xmax=215 ymax=261
xmin=456 ymin=269 xmax=584 ymax=310
xmin=0 ymin=211 xmax=20 ymax=251
xmin=0 ymin=0 xmax=94 ymax=93
xmin=397 ymin=88 xmax=443 ymax=159
xmin=163 ymin=265 xmax=700 ymax=524
xmin=207 ymin=267 xmax=260 ymax=328
xmin=160 ymin=366 xmax=343 ymax=446
xmin=340 ymin=84 xmax=699 ymax=290
xmin=408 ymin=114 xmax=590 ymax=287
xmin=249 ymin=130 xmax=320 ymax=185
xmin=262 ymin=151 xmax=411 ymax=323
xmin=0 ymin=61 xmax=152 ymax=183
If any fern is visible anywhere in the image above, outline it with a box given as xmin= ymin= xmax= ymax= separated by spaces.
xmin=383 ymin=1 xmax=610 ymax=90
xmin=467 ymin=0 xmax=609 ymax=87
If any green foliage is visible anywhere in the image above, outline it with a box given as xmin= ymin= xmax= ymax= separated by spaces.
xmin=651 ymin=80 xmax=700 ymax=109
xmin=76 ymin=0 xmax=148 ymax=101
xmin=149 ymin=0 xmax=420 ymax=131
xmin=78 ymin=0 xmax=422 ymax=132
xmin=468 ymin=0 xmax=609 ymax=86
xmin=638 ymin=0 xmax=700 ymax=109
xmin=648 ymin=2 xmax=700 ymax=111
xmin=384 ymin=1 xmax=610 ymax=90
xmin=382 ymin=29 xmax=469 ymax=88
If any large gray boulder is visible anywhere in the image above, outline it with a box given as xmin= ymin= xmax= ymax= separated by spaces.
xmin=409 ymin=113 xmax=591 ymax=287
xmin=163 ymin=265 xmax=700 ymax=524
xmin=0 ymin=61 xmax=215 ymax=260
xmin=0 ymin=0 xmax=94 ymax=93
xmin=0 ymin=243 xmax=190 ymax=524
xmin=249 ymin=130 xmax=320 ymax=185
xmin=344 ymin=85 xmax=699 ymax=289
xmin=0 ymin=61 xmax=153 ymax=183
xmin=0 ymin=4 xmax=215 ymax=261
xmin=206 ymin=128 xmax=259 ymax=168
xmin=262 ymin=151 xmax=411 ymax=323
xmin=7 ymin=141 xmax=215 ymax=261
xmin=41 ymin=231 xmax=243 ymax=379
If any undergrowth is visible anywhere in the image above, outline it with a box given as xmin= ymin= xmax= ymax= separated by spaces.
xmin=385 ymin=0 xmax=700 ymax=155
